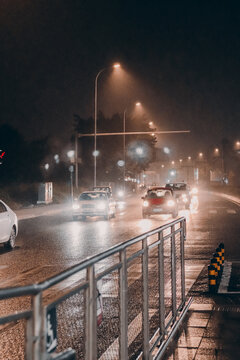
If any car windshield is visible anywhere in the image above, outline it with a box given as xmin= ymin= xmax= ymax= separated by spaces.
xmin=166 ymin=183 xmax=187 ymax=191
xmin=147 ymin=190 xmax=171 ymax=198
xmin=93 ymin=187 xmax=111 ymax=193
xmin=79 ymin=192 xmax=107 ymax=201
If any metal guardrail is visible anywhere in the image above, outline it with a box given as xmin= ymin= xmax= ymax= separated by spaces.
xmin=0 ymin=217 xmax=190 ymax=359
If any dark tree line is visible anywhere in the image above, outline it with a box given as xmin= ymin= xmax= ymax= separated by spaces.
xmin=0 ymin=124 xmax=49 ymax=185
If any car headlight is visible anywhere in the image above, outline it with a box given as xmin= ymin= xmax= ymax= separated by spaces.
xmin=96 ymin=202 xmax=106 ymax=210
xmin=143 ymin=200 xmax=149 ymax=207
xmin=191 ymin=187 xmax=198 ymax=195
xmin=117 ymin=190 xmax=124 ymax=198
xmin=167 ymin=200 xmax=175 ymax=207
xmin=72 ymin=203 xmax=80 ymax=210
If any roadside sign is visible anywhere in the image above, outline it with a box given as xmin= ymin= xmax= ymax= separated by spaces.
xmin=97 ymin=288 xmax=103 ymax=326
xmin=46 ymin=307 xmax=58 ymax=353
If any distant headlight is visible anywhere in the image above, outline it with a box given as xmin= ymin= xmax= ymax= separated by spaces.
xmin=117 ymin=190 xmax=124 ymax=197
xmin=143 ymin=200 xmax=149 ymax=207
xmin=191 ymin=187 xmax=198 ymax=195
xmin=167 ymin=200 xmax=175 ymax=207
xmin=72 ymin=203 xmax=80 ymax=210
xmin=96 ymin=201 xmax=107 ymax=210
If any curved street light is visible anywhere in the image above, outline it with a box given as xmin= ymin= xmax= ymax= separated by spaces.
xmin=94 ymin=63 xmax=121 ymax=187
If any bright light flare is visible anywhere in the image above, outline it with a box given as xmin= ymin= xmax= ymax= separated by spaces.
xmin=113 ymin=63 xmax=121 ymax=69
xmin=143 ymin=200 xmax=149 ymax=207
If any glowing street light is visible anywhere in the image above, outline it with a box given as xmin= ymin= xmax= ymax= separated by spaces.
xmin=188 ymin=156 xmax=191 ymax=160
xmin=163 ymin=147 xmax=170 ymax=154
xmin=171 ymin=161 xmax=175 ymax=165
xmin=44 ymin=163 xmax=49 ymax=170
xmin=149 ymin=121 xmax=153 ymax=126
xmin=199 ymin=152 xmax=203 ymax=158
xmin=94 ymin=62 xmax=121 ymax=187
xmin=179 ymin=159 xmax=183 ymax=163
xmin=136 ymin=147 xmax=144 ymax=156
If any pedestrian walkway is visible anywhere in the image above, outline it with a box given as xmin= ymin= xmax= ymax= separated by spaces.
xmin=162 ymin=265 xmax=240 ymax=360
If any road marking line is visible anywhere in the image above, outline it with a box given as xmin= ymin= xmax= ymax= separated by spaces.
xmin=218 ymin=261 xmax=232 ymax=294
xmin=99 ymin=309 xmax=157 ymax=359
xmin=209 ymin=210 xmax=217 ymax=214
xmin=227 ymin=209 xmax=237 ymax=214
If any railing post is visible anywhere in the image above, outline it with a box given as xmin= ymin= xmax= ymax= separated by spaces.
xmin=85 ymin=265 xmax=97 ymax=360
xmin=142 ymin=237 xmax=150 ymax=359
xmin=158 ymin=231 xmax=165 ymax=340
xmin=171 ymin=225 xmax=177 ymax=322
xmin=30 ymin=292 xmax=42 ymax=360
xmin=180 ymin=224 xmax=186 ymax=307
xmin=119 ymin=249 xmax=128 ymax=359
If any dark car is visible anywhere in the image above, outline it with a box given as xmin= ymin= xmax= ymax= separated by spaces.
xmin=142 ymin=187 xmax=178 ymax=218
xmin=165 ymin=182 xmax=191 ymax=209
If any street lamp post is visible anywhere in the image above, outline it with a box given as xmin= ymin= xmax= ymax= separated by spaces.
xmin=94 ymin=63 xmax=120 ymax=187
xmin=122 ymin=102 xmax=141 ymax=193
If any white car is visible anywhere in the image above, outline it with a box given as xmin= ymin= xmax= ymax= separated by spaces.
xmin=0 ymin=200 xmax=18 ymax=249
xmin=72 ymin=191 xmax=116 ymax=221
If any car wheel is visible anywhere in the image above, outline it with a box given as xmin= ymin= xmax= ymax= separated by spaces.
xmin=4 ymin=227 xmax=16 ymax=249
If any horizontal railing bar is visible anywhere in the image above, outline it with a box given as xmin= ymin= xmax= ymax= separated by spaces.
xmin=0 ymin=310 xmax=32 ymax=325
xmin=148 ymin=240 xmax=161 ymax=250
xmin=127 ymin=249 xmax=144 ymax=263
xmin=0 ymin=218 xmax=185 ymax=299
xmin=96 ymin=262 xmax=122 ymax=281
xmin=46 ymin=281 xmax=89 ymax=312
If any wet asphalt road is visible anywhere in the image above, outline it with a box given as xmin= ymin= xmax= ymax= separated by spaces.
xmin=0 ymin=192 xmax=239 ymax=287
xmin=0 ymin=191 xmax=240 ymax=359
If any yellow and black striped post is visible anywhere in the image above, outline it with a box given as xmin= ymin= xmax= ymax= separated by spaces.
xmin=211 ymin=258 xmax=218 ymax=280
xmin=216 ymin=247 xmax=223 ymax=274
xmin=219 ymin=243 xmax=224 ymax=265
xmin=213 ymin=252 xmax=221 ymax=276
xmin=208 ymin=264 xmax=217 ymax=293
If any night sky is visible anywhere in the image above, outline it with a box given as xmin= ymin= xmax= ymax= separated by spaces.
xmin=1 ymin=0 xmax=240 ymax=157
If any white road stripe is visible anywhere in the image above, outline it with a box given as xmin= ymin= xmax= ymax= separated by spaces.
xmin=99 ymin=309 xmax=156 ymax=360
xmin=218 ymin=261 xmax=232 ymax=294
xmin=227 ymin=209 xmax=237 ymax=214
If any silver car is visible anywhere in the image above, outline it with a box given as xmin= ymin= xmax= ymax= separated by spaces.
xmin=0 ymin=200 xmax=18 ymax=249
xmin=72 ymin=191 xmax=116 ymax=221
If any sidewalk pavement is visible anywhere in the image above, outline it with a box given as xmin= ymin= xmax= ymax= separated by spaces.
xmin=163 ymin=265 xmax=240 ymax=360
xmin=163 ymin=191 xmax=240 ymax=360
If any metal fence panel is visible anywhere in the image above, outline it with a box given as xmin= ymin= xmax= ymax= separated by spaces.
xmin=0 ymin=217 xmax=189 ymax=360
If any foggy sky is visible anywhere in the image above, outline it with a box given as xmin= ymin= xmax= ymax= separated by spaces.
xmin=1 ymin=0 xmax=240 ymax=156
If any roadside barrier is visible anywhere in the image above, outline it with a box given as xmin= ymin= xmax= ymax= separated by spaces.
xmin=0 ymin=217 xmax=191 ymax=360
xmin=208 ymin=243 xmax=224 ymax=293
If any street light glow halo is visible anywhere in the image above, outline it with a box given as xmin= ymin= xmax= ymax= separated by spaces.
xmin=113 ymin=63 xmax=121 ymax=68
